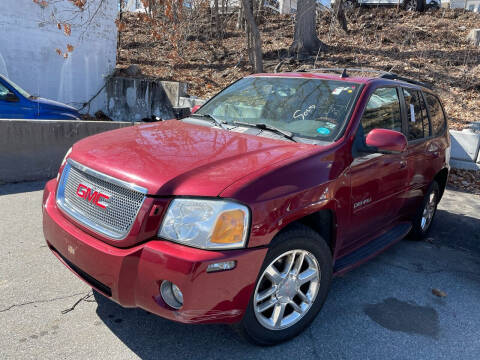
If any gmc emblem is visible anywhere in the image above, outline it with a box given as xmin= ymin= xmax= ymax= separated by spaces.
xmin=76 ymin=183 xmax=110 ymax=209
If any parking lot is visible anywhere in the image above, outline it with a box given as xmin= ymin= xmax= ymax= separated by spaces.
xmin=1 ymin=182 xmax=479 ymax=359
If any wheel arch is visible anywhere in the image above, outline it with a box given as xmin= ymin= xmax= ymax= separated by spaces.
xmin=434 ymin=167 xmax=449 ymax=201
xmin=274 ymin=209 xmax=337 ymax=255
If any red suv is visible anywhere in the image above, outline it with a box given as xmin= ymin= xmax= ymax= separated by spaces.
xmin=42 ymin=69 xmax=450 ymax=345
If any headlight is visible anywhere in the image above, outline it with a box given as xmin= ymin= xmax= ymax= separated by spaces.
xmin=158 ymin=199 xmax=250 ymax=249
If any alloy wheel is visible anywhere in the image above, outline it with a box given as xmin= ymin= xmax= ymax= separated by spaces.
xmin=406 ymin=0 xmax=418 ymax=11
xmin=421 ymin=192 xmax=436 ymax=231
xmin=253 ymin=249 xmax=320 ymax=330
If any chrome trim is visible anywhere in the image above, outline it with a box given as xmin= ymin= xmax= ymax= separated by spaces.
xmin=67 ymin=159 xmax=148 ymax=194
xmin=56 ymin=159 xmax=147 ymax=240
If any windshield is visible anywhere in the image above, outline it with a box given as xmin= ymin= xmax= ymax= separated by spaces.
xmin=0 ymin=75 xmax=31 ymax=99
xmin=197 ymin=77 xmax=360 ymax=142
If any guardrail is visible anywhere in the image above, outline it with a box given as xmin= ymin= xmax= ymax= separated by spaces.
xmin=0 ymin=119 xmax=131 ymax=183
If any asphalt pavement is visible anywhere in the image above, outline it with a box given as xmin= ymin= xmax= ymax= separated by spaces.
xmin=1 ymin=182 xmax=479 ymax=359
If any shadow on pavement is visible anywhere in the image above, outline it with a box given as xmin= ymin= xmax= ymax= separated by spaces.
xmin=0 ymin=180 xmax=47 ymax=196
xmin=432 ymin=209 xmax=480 ymax=254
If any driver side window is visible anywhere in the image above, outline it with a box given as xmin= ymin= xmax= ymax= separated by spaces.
xmin=0 ymin=83 xmax=10 ymax=100
xmin=361 ymin=87 xmax=402 ymax=135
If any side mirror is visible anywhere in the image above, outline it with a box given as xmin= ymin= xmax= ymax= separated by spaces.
xmin=191 ymin=105 xmax=201 ymax=114
xmin=365 ymin=129 xmax=407 ymax=153
xmin=5 ymin=92 xmax=19 ymax=102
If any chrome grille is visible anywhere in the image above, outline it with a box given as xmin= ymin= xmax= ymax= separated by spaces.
xmin=56 ymin=159 xmax=147 ymax=240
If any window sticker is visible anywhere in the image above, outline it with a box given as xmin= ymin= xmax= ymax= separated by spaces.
xmin=332 ymin=86 xmax=355 ymax=95
xmin=316 ymin=127 xmax=331 ymax=135
xmin=410 ymin=104 xmax=416 ymax=123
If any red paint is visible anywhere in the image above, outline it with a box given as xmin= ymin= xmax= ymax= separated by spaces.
xmin=76 ymin=184 xmax=110 ymax=209
xmin=43 ymin=73 xmax=450 ymax=325
xmin=366 ymin=129 xmax=407 ymax=153
xmin=191 ymin=104 xmax=201 ymax=113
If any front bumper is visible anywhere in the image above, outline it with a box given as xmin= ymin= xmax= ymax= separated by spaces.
xmin=42 ymin=179 xmax=267 ymax=324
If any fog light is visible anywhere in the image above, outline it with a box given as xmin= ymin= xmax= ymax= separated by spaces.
xmin=160 ymin=281 xmax=183 ymax=309
xmin=206 ymin=261 xmax=236 ymax=273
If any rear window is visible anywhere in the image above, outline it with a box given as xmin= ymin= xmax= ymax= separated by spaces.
xmin=424 ymin=93 xmax=446 ymax=137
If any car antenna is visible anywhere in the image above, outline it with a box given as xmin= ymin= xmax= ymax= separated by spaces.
xmin=341 ymin=68 xmax=348 ymax=78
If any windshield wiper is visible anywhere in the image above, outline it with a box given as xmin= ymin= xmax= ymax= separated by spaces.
xmin=233 ymin=121 xmax=297 ymax=142
xmin=190 ymin=113 xmax=227 ymax=130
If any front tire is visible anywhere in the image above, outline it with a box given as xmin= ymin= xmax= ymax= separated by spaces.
xmin=237 ymin=225 xmax=332 ymax=345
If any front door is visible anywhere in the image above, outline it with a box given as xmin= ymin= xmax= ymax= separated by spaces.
xmin=342 ymin=87 xmax=408 ymax=255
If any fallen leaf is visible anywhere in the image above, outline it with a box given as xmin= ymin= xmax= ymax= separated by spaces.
xmin=63 ymin=23 xmax=71 ymax=36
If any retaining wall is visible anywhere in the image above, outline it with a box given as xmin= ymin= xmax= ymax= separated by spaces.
xmin=1 ymin=119 xmax=478 ymax=184
xmin=0 ymin=120 xmax=131 ymax=183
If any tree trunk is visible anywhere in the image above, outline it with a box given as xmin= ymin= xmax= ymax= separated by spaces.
xmin=289 ymin=0 xmax=326 ymax=56
xmin=334 ymin=0 xmax=348 ymax=33
xmin=236 ymin=3 xmax=244 ymax=30
xmin=214 ymin=0 xmax=220 ymax=37
xmin=241 ymin=0 xmax=263 ymax=73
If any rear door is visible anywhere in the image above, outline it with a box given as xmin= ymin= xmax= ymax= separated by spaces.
xmin=400 ymin=87 xmax=432 ymax=214
xmin=343 ymin=87 xmax=408 ymax=254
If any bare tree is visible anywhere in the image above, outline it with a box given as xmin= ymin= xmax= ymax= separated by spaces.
xmin=241 ymin=0 xmax=263 ymax=72
xmin=213 ymin=0 xmax=220 ymax=37
xmin=289 ymin=0 xmax=326 ymax=56
xmin=334 ymin=0 xmax=348 ymax=33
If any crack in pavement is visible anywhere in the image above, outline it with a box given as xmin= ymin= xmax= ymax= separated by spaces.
xmin=0 ymin=291 xmax=90 ymax=313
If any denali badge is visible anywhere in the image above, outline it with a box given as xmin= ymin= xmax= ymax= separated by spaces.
xmin=76 ymin=183 xmax=110 ymax=209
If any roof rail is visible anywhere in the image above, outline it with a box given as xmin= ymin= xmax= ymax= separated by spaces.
xmin=295 ymin=67 xmax=433 ymax=89
xmin=301 ymin=68 xmax=390 ymax=77
xmin=378 ymin=73 xmax=433 ymax=89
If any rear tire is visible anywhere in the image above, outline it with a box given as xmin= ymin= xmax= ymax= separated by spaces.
xmin=236 ymin=225 xmax=332 ymax=345
xmin=409 ymin=181 xmax=440 ymax=240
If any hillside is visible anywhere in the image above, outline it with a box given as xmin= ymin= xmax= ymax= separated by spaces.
xmin=117 ymin=7 xmax=480 ymax=131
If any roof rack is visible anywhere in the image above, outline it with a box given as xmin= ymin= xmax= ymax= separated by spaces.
xmin=295 ymin=67 xmax=432 ymax=89
xmin=378 ymin=73 xmax=432 ymax=89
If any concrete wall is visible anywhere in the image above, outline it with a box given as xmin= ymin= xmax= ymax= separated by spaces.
xmin=449 ymin=124 xmax=480 ymax=170
xmin=105 ymin=77 xmax=189 ymax=121
xmin=449 ymin=0 xmax=480 ymax=10
xmin=124 ymin=0 xmax=146 ymax=12
xmin=0 ymin=120 xmax=131 ymax=183
xmin=0 ymin=0 xmax=118 ymax=114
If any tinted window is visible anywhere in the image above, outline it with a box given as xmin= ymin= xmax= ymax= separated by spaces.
xmin=403 ymin=89 xmax=426 ymax=141
xmin=196 ymin=77 xmax=360 ymax=142
xmin=0 ymin=82 xmax=9 ymax=100
xmin=361 ymin=87 xmax=402 ymax=135
xmin=419 ymin=92 xmax=431 ymax=137
xmin=424 ymin=93 xmax=446 ymax=136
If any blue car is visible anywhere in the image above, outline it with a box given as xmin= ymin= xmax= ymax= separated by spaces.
xmin=0 ymin=74 xmax=81 ymax=120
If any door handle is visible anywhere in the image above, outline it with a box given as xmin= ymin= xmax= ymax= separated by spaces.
xmin=399 ymin=160 xmax=407 ymax=169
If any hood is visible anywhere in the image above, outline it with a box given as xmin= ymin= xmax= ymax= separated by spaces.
xmin=34 ymin=97 xmax=79 ymax=113
xmin=70 ymin=120 xmax=317 ymax=196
